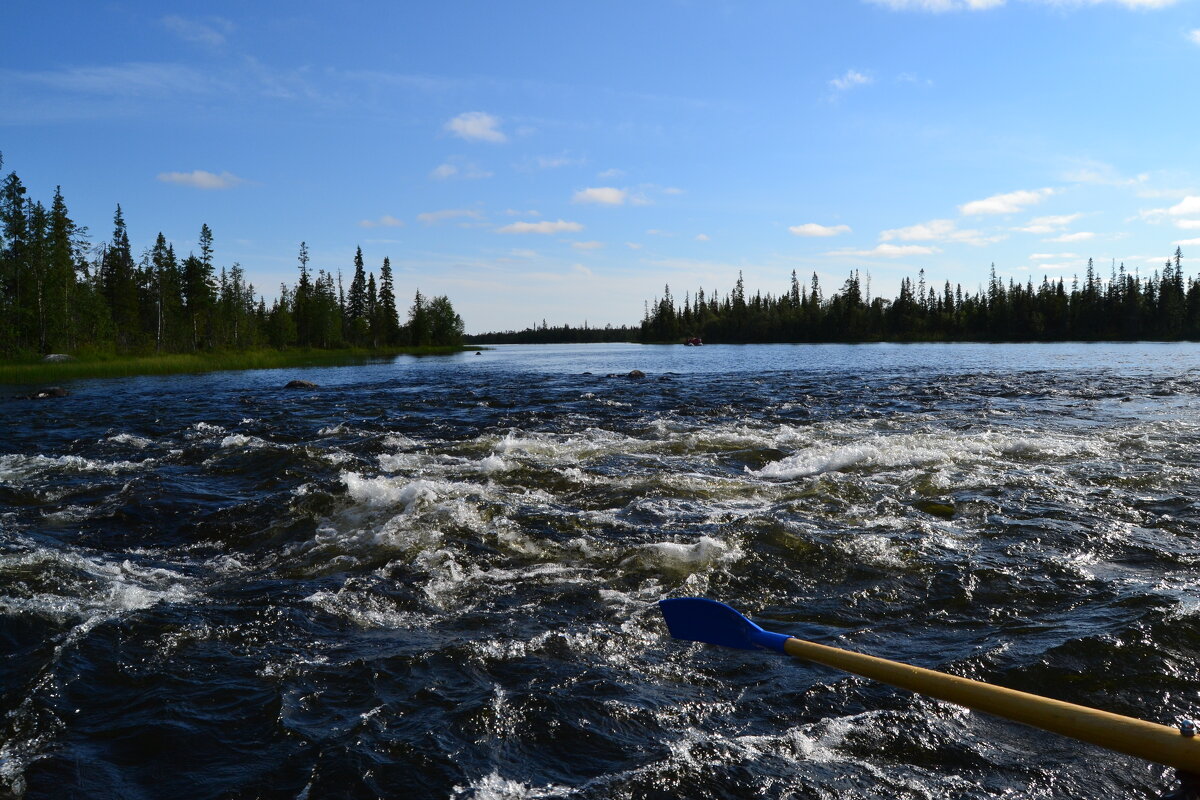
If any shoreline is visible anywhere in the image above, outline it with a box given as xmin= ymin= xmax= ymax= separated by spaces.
xmin=0 ymin=346 xmax=472 ymax=385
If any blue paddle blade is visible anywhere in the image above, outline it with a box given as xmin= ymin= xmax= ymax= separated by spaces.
xmin=658 ymin=598 xmax=790 ymax=653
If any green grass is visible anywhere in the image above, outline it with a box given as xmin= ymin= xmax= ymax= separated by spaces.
xmin=0 ymin=346 xmax=470 ymax=385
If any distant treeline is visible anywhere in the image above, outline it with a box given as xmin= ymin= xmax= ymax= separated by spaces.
xmin=465 ymin=321 xmax=639 ymax=345
xmin=641 ymin=256 xmax=1200 ymax=343
xmin=0 ymin=151 xmax=464 ymax=358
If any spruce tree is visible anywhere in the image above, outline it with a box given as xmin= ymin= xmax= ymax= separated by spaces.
xmin=378 ymin=256 xmax=399 ymax=345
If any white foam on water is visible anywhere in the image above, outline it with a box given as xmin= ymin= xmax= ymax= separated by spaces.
xmin=478 ymin=454 xmax=510 ymax=474
xmin=624 ymin=535 xmax=741 ymax=575
xmin=304 ymin=588 xmax=427 ymax=630
xmin=219 ymin=434 xmax=269 ymax=449
xmin=318 ymin=423 xmax=347 ymax=436
xmin=0 ymin=547 xmax=197 ymax=625
xmin=376 ymin=451 xmax=428 ymax=471
xmin=41 ymin=504 xmax=95 ymax=523
xmin=755 ymin=430 xmax=1101 ymax=480
xmin=341 ymin=472 xmax=441 ymax=510
xmin=833 ymin=533 xmax=908 ymax=569
xmin=187 ymin=421 xmax=225 ymax=439
xmin=451 ymin=771 xmax=575 ymax=799
xmin=382 ymin=433 xmax=418 ymax=449
xmin=0 ymin=453 xmax=152 ymax=486
xmin=107 ymin=432 xmax=152 ymax=448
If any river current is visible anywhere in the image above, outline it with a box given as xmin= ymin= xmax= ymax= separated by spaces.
xmin=2 ymin=342 xmax=1200 ymax=799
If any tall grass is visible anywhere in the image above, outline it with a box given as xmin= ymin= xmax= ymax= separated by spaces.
xmin=0 ymin=346 xmax=469 ymax=385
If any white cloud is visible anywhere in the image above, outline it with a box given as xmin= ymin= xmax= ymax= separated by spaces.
xmin=1137 ymin=194 xmax=1200 ymax=223
xmin=662 ymin=187 xmax=685 ymax=195
xmin=960 ymin=187 xmax=1054 ymax=215
xmin=157 ymin=169 xmax=245 ymax=190
xmin=162 ymin=15 xmax=232 ymax=47
xmin=429 ymin=159 xmax=491 ymax=180
xmin=1190 ymin=29 xmax=1200 ymax=45
xmin=1169 ymin=196 xmax=1200 ymax=216
xmin=695 ymin=234 xmax=710 ymax=242
xmin=625 ymin=242 xmax=643 ymax=250
xmin=1047 ymin=231 xmax=1095 ymax=242
xmin=869 ymin=0 xmax=1176 ymax=10
xmin=359 ymin=215 xmax=405 ymax=228
xmin=829 ymin=69 xmax=872 ymax=92
xmin=598 ymin=168 xmax=625 ymax=179
xmin=572 ymin=264 xmax=593 ymax=277
xmin=879 ymin=218 xmax=999 ymax=245
xmin=789 ymin=223 xmax=852 ymax=237
xmin=1030 ymin=252 xmax=1079 ymax=260
xmin=417 ymin=209 xmax=482 ymax=225
xmin=833 ymin=244 xmax=941 ymax=257
xmin=445 ymin=111 xmax=506 ymax=143
xmin=496 ymin=219 xmax=584 ymax=234
xmin=572 ymin=240 xmax=604 ymax=250
xmin=1017 ymin=213 xmax=1084 ymax=233
xmin=533 ymin=154 xmax=583 ymax=169
xmin=866 ymin=0 xmax=1003 ymax=10
xmin=1173 ymin=237 xmax=1200 ymax=246
xmin=572 ymin=187 xmax=627 ymax=205
xmin=1176 ymin=219 xmax=1200 ymax=229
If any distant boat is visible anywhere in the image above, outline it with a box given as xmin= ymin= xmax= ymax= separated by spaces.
xmin=685 ymin=337 xmax=703 ymax=346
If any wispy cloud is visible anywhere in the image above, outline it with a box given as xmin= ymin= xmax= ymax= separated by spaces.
xmin=790 ymin=223 xmax=852 ymax=237
xmin=1016 ymin=213 xmax=1084 ymax=233
xmin=429 ymin=159 xmax=492 ymax=180
xmin=1047 ymin=231 xmax=1095 ymax=242
xmin=496 ymin=220 xmax=584 ymax=234
xmin=359 ymin=215 xmax=405 ymax=228
xmin=695 ymin=234 xmax=710 ymax=242
xmin=831 ymin=243 xmax=941 ymax=257
xmin=880 ymin=218 xmax=1000 ymax=245
xmin=157 ymin=169 xmax=245 ymax=190
xmin=161 ymin=15 xmax=232 ymax=48
xmin=417 ymin=209 xmax=483 ymax=225
xmin=868 ymin=0 xmax=1177 ymax=11
xmin=829 ymin=69 xmax=872 ymax=93
xmin=572 ymin=187 xmax=627 ymax=205
xmin=866 ymin=0 xmax=1004 ymax=9
xmin=445 ymin=111 xmax=506 ymax=143
xmin=6 ymin=62 xmax=220 ymax=97
xmin=1190 ymin=29 xmax=1200 ymax=45
xmin=572 ymin=241 xmax=604 ymax=250
xmin=960 ymin=187 xmax=1054 ymax=215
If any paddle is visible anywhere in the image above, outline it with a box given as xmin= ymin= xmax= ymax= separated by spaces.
xmin=658 ymin=597 xmax=1200 ymax=774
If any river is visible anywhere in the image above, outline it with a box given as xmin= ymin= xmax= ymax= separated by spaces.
xmin=2 ymin=342 xmax=1200 ymax=799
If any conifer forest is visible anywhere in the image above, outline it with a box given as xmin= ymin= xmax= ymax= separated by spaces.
xmin=0 ymin=153 xmax=464 ymax=359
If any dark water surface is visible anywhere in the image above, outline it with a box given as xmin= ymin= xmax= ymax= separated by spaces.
xmin=3 ymin=342 xmax=1200 ymax=799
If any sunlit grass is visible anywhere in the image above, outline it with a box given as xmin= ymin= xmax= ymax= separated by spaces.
xmin=0 ymin=346 xmax=471 ymax=385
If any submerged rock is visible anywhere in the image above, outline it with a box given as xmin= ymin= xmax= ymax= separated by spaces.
xmin=285 ymin=380 xmax=319 ymax=389
xmin=21 ymin=386 xmax=69 ymax=399
xmin=627 ymin=370 xmax=646 ymax=380
xmin=915 ymin=499 xmax=955 ymax=519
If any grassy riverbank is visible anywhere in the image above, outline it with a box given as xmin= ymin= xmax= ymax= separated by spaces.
xmin=0 ymin=346 xmax=469 ymax=385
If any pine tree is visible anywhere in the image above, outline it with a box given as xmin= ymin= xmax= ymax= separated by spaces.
xmin=378 ymin=256 xmax=399 ymax=345
xmin=346 ymin=246 xmax=368 ymax=345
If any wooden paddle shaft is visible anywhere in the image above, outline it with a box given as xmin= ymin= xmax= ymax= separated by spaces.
xmin=783 ymin=636 xmax=1200 ymax=772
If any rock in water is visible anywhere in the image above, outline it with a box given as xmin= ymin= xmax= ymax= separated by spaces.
xmin=22 ymin=386 xmax=69 ymax=399
xmin=627 ymin=370 xmax=646 ymax=379
xmin=285 ymin=380 xmax=318 ymax=389
xmin=915 ymin=499 xmax=955 ymax=519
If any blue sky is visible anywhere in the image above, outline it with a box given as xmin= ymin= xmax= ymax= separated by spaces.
xmin=4 ymin=0 xmax=1200 ymax=332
